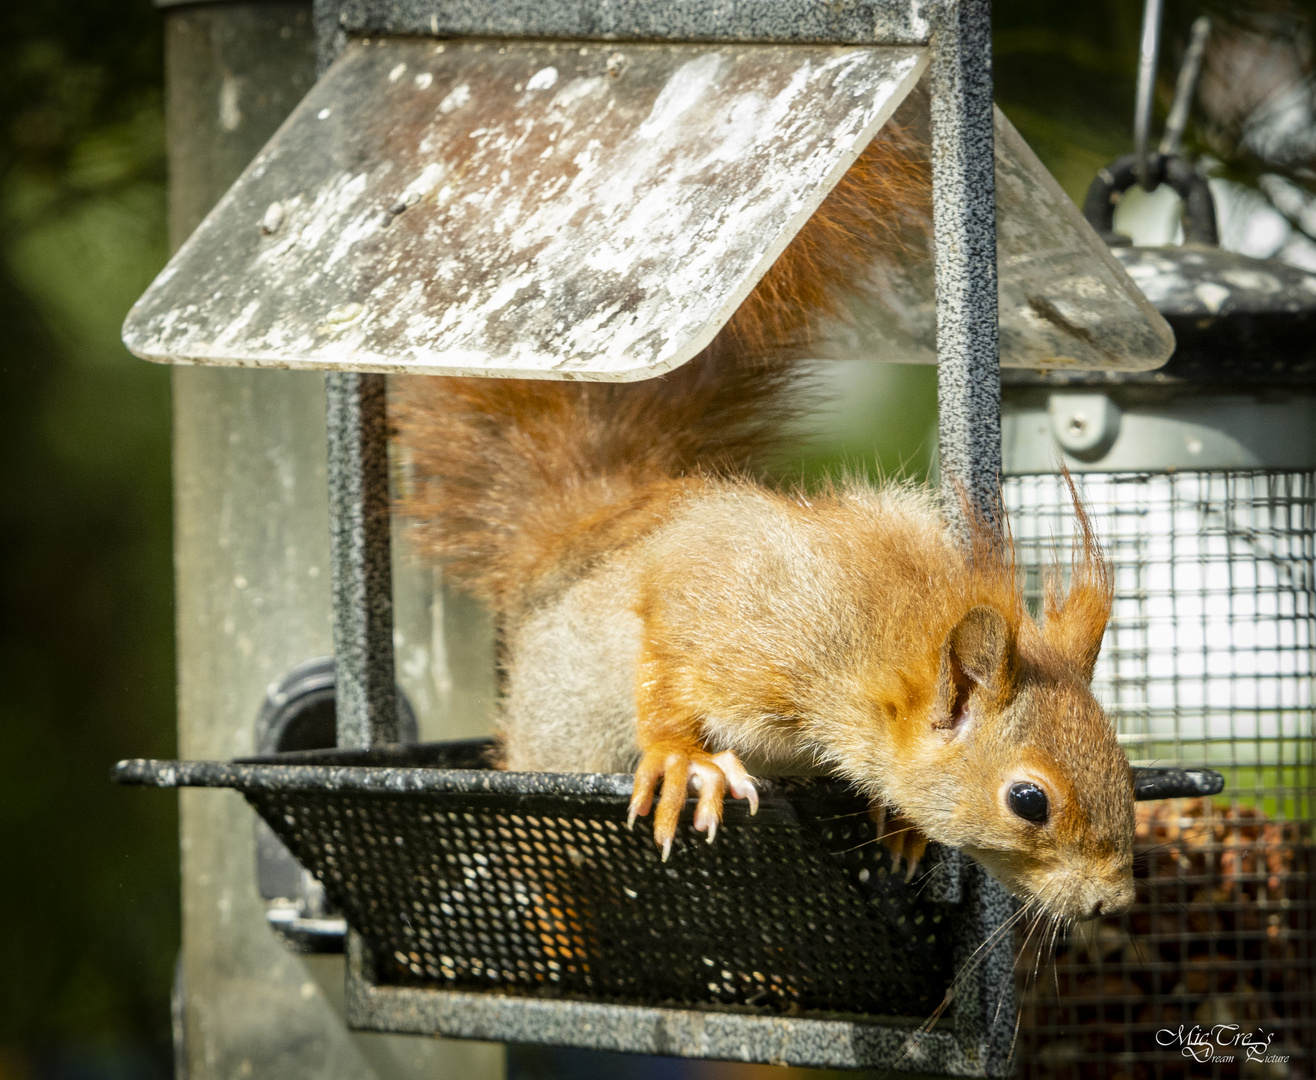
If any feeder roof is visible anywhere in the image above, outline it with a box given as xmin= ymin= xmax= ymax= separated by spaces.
xmin=123 ymin=37 xmax=928 ymax=380
xmin=123 ymin=35 xmax=1173 ymax=380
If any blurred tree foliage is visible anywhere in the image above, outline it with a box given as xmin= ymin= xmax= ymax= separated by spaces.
xmin=0 ymin=2 xmax=1309 ymax=1079
xmin=0 ymin=0 xmax=174 ymax=1077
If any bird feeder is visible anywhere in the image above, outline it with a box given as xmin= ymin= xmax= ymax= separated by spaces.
xmin=117 ymin=1 xmax=1195 ymax=1076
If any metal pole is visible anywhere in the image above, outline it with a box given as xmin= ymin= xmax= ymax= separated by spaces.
xmin=313 ymin=0 xmax=399 ymax=751
xmin=326 ymin=371 xmax=399 ymax=749
xmin=312 ymin=0 xmax=348 ymax=77
xmin=1134 ymin=0 xmax=1165 ymax=190
xmin=1159 ymin=15 xmax=1211 ymax=158
xmin=929 ymin=1 xmax=1014 ymax=1071
xmin=931 ymin=0 xmax=1002 ymax=538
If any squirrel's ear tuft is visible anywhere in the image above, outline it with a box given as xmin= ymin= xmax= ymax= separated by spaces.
xmin=937 ymin=605 xmax=1014 ymax=730
xmin=1044 ymin=578 xmax=1111 ymax=682
xmin=1044 ymin=474 xmax=1113 ymax=682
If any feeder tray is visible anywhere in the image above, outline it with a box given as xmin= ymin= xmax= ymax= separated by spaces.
xmin=115 ymin=742 xmax=1222 ymax=1073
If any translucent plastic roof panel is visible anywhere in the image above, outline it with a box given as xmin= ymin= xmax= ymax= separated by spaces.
xmin=123 ymin=37 xmax=927 ymax=380
xmin=816 ymin=85 xmax=1175 ymax=371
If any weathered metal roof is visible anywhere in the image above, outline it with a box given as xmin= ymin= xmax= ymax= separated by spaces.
xmin=123 ymin=37 xmax=928 ymax=380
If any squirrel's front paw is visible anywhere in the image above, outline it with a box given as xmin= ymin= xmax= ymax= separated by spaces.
xmin=627 ymin=746 xmax=759 ymax=861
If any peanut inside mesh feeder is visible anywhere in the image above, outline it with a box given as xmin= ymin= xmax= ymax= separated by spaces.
xmin=115 ymin=1 xmax=1181 ymax=1074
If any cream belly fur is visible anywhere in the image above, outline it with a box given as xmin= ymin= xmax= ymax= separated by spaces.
xmin=499 ymin=559 xmax=645 ymax=774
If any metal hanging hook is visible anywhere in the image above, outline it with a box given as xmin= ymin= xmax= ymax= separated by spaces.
xmin=1087 ymin=12 xmax=1218 ymax=246
xmin=1135 ymin=7 xmax=1212 ymax=185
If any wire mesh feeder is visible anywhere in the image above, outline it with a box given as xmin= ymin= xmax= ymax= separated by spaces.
xmin=116 ymin=739 xmax=1218 ymax=1073
xmin=1004 ymin=470 xmax=1315 ymax=1080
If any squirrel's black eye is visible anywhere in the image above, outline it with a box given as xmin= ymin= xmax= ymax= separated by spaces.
xmin=1007 ymin=782 xmax=1049 ymax=824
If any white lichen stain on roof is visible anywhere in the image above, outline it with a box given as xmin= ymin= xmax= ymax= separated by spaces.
xmin=526 ymin=66 xmax=558 ymax=91
xmin=1193 ymin=283 xmax=1230 ymax=314
xmin=438 ymin=84 xmax=470 ymax=113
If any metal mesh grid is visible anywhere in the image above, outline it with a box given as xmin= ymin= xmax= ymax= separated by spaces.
xmin=1004 ymin=469 xmax=1316 ymax=1078
xmin=246 ymin=782 xmax=961 ymax=1019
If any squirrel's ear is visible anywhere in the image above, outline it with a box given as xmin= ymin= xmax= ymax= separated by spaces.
xmin=1044 ymin=580 xmax=1111 ymax=682
xmin=937 ymin=606 xmax=1013 ymax=731
xmin=948 ymin=605 xmax=1012 ymax=689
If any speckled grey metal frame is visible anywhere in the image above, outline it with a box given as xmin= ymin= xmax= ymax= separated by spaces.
xmin=314 ymin=0 xmax=1003 ymax=747
xmin=310 ymin=0 xmax=1006 ymax=1072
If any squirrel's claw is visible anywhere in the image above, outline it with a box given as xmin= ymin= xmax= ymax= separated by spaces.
xmin=628 ymin=751 xmax=668 ymax=829
xmin=711 ymin=750 xmax=759 ymax=815
xmin=869 ymin=801 xmax=930 ymax=881
xmin=630 ymin=747 xmax=756 ymax=857
xmin=896 ymin=831 xmax=929 ymax=881
xmin=689 ymin=760 xmax=726 ymax=841
xmin=652 ymin=753 xmax=691 ymax=854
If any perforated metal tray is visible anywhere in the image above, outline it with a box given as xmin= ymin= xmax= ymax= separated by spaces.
xmin=117 ymin=740 xmax=1017 ymax=1073
xmin=115 ymin=741 xmax=1220 ymax=1073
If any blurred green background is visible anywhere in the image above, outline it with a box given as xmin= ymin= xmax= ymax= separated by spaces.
xmin=0 ymin=0 xmax=174 ymax=1077
xmin=0 ymin=1 xmax=1296 ymax=1078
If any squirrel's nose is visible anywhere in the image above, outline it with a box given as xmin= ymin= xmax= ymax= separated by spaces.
xmin=1089 ymin=881 xmax=1135 ymax=919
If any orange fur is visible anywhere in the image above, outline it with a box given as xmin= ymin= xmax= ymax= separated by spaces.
xmin=1042 ymin=473 xmax=1115 ymax=682
xmin=630 ymin=481 xmax=1031 ymax=787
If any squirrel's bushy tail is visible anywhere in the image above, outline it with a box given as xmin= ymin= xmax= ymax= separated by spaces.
xmin=392 ymin=127 xmax=930 ymax=611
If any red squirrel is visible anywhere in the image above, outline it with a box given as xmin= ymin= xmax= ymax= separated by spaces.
xmin=392 ymin=123 xmax=1136 ymax=923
